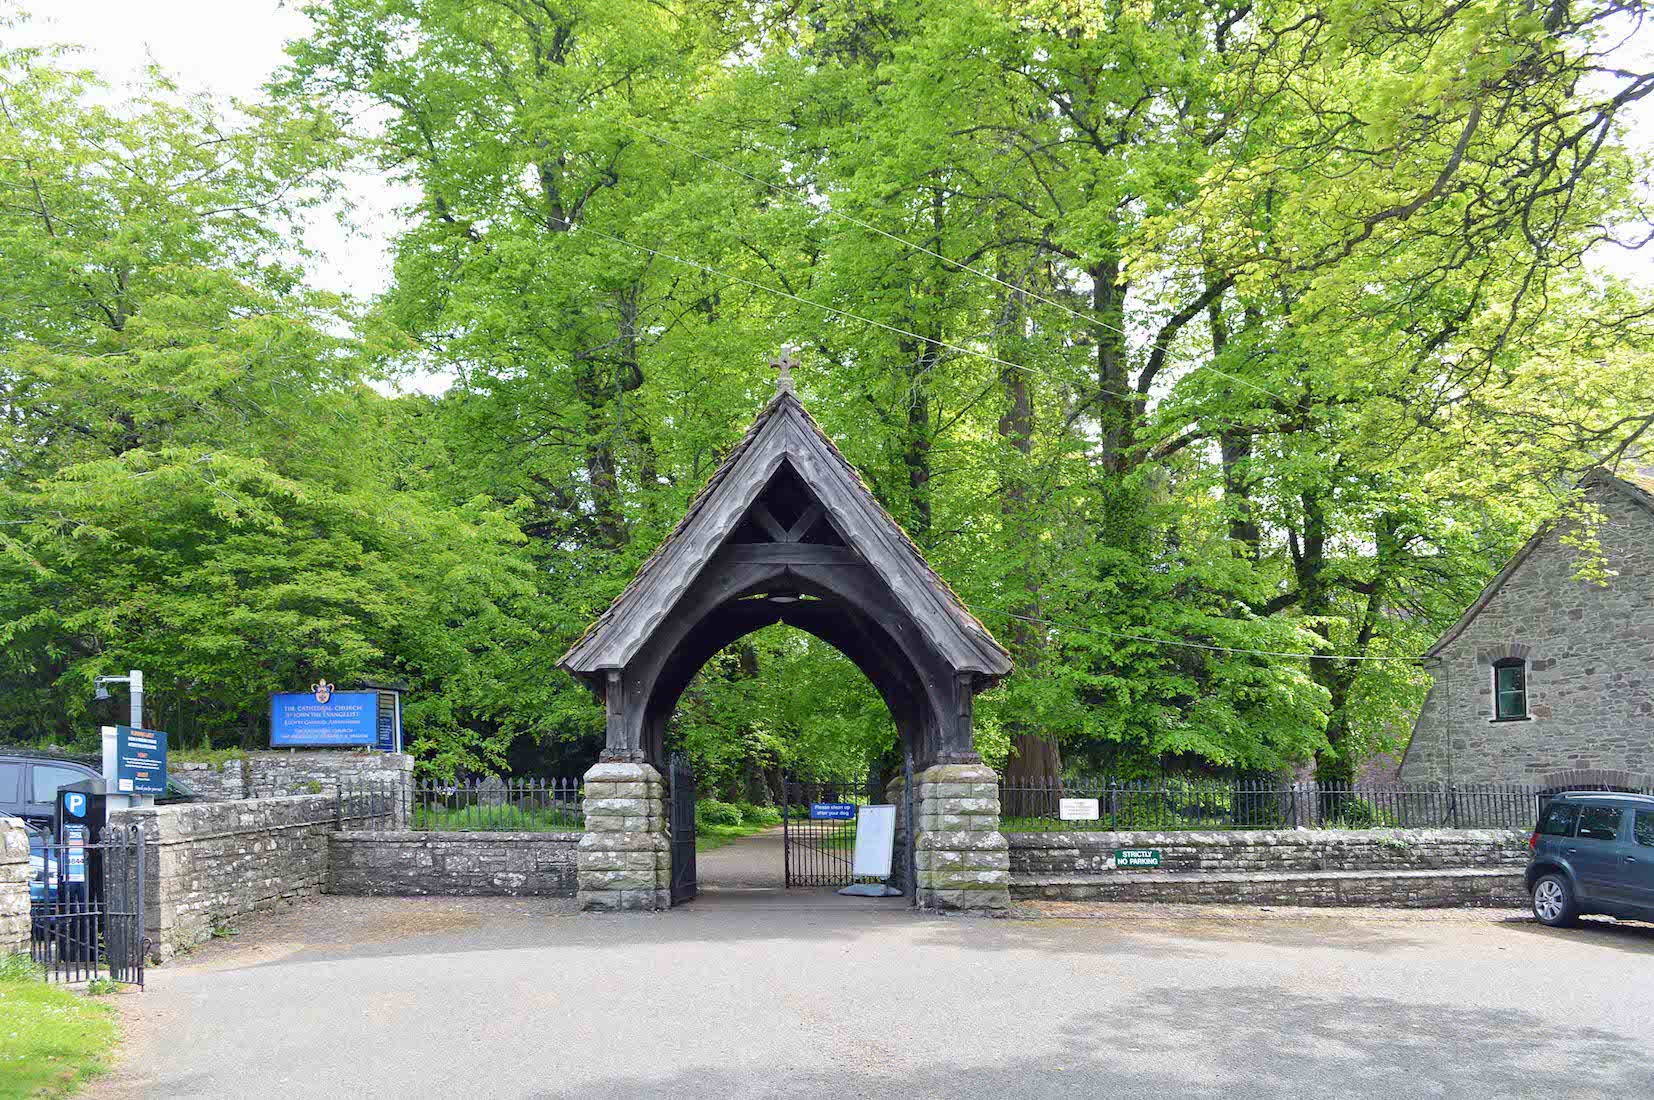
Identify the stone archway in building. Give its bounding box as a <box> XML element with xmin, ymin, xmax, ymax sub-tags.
<box><xmin>558</xmin><ymin>363</ymin><xmax>1013</xmax><ymax>912</ymax></box>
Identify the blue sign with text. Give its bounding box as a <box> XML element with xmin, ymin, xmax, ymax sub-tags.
<box><xmin>810</xmin><ymin>802</ymin><xmax>856</xmax><ymax>821</ymax></box>
<box><xmin>114</xmin><ymin>726</ymin><xmax>168</xmax><ymax>795</ymax></box>
<box><xmin>271</xmin><ymin>691</ymin><xmax>379</xmax><ymax>747</ymax></box>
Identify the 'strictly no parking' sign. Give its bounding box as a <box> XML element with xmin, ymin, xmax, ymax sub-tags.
<box><xmin>1115</xmin><ymin>848</ymin><xmax>1162</xmax><ymax>869</ymax></box>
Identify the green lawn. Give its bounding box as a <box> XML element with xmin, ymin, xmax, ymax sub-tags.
<box><xmin>0</xmin><ymin>957</ymin><xmax>119</xmax><ymax>1100</ymax></box>
<box><xmin>412</xmin><ymin>803</ymin><xmax>583</xmax><ymax>832</ymax></box>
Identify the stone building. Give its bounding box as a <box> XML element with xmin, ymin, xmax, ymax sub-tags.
<box><xmin>1400</xmin><ymin>467</ymin><xmax>1654</xmax><ymax>789</ymax></box>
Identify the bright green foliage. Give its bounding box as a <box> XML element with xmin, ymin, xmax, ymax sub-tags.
<box><xmin>2</xmin><ymin>2</ymin><xmax>1651</xmax><ymax>789</ymax></box>
<box><xmin>0</xmin><ymin>44</ymin><xmax>563</xmax><ymax>773</ymax></box>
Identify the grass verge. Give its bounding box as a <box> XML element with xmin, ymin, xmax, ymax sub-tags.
<box><xmin>0</xmin><ymin>954</ymin><xmax>119</xmax><ymax>1100</ymax></box>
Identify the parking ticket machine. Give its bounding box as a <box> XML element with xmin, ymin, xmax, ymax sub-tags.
<box><xmin>55</xmin><ymin>778</ymin><xmax>106</xmax><ymax>910</ymax></box>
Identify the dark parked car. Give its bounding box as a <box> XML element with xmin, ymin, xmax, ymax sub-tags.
<box><xmin>0</xmin><ymin>748</ymin><xmax>199</xmax><ymax>831</ymax></box>
<box><xmin>1526</xmin><ymin>791</ymin><xmax>1654</xmax><ymax>927</ymax></box>
<box><xmin>25</xmin><ymin>822</ymin><xmax>58</xmax><ymax>904</ymax></box>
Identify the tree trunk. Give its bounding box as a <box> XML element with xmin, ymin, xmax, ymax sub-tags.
<box><xmin>995</xmin><ymin>250</ymin><xmax>1062</xmax><ymax>814</ymax></box>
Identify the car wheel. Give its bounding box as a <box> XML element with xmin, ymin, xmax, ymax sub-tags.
<box><xmin>1532</xmin><ymin>873</ymin><xmax>1578</xmax><ymax>927</ymax></box>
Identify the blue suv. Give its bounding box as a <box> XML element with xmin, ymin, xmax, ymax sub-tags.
<box><xmin>1526</xmin><ymin>791</ymin><xmax>1654</xmax><ymax>927</ymax></box>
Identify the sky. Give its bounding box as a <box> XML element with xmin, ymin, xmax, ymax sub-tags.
<box><xmin>11</xmin><ymin>1</ymin><xmax>1654</xmax><ymax>307</ymax></box>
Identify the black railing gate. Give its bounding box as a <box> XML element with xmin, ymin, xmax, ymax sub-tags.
<box><xmin>30</xmin><ymin>823</ymin><xmax>147</xmax><ymax>988</ymax></box>
<box><xmin>782</xmin><ymin>771</ymin><xmax>884</xmax><ymax>889</ymax></box>
<box><xmin>668</xmin><ymin>752</ymin><xmax>697</xmax><ymax>905</ymax></box>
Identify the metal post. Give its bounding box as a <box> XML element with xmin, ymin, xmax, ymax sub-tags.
<box><xmin>128</xmin><ymin>669</ymin><xmax>143</xmax><ymax>730</ymax></box>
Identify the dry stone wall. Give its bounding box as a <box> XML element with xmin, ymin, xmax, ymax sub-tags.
<box><xmin>173</xmin><ymin>751</ymin><xmax>412</xmax><ymax>800</ymax></box>
<box><xmin>111</xmin><ymin>792</ymin><xmax>400</xmax><ymax>960</ymax></box>
<box><xmin>330</xmin><ymin>832</ymin><xmax>578</xmax><ymax>897</ymax></box>
<box><xmin>1008</xmin><ymin>828</ymin><xmax>1531</xmax><ymax>907</ymax></box>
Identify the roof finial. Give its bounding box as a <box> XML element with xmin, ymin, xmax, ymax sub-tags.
<box><xmin>768</xmin><ymin>344</ymin><xmax>800</xmax><ymax>395</ymax></box>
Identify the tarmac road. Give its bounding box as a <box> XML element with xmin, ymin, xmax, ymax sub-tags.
<box><xmin>86</xmin><ymin>894</ymin><xmax>1654</xmax><ymax>1100</ymax></box>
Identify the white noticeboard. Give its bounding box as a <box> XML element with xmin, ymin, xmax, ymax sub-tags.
<box><xmin>852</xmin><ymin>804</ymin><xmax>897</xmax><ymax>877</ymax></box>
<box><xmin>1059</xmin><ymin>798</ymin><xmax>1101</xmax><ymax>821</ymax></box>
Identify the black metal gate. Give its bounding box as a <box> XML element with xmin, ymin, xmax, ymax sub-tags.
<box><xmin>668</xmin><ymin>752</ymin><xmax>697</xmax><ymax>905</ymax></box>
<box><xmin>782</xmin><ymin>771</ymin><xmax>886</xmax><ymax>888</ymax></box>
<box><xmin>30</xmin><ymin>824</ymin><xmax>147</xmax><ymax>987</ymax></box>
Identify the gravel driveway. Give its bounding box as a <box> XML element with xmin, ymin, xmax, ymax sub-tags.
<box><xmin>86</xmin><ymin>895</ymin><xmax>1654</xmax><ymax>1100</ymax></box>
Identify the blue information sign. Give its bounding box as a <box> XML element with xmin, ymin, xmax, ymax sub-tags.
<box><xmin>114</xmin><ymin>725</ymin><xmax>168</xmax><ymax>796</ymax></box>
<box><xmin>810</xmin><ymin>802</ymin><xmax>856</xmax><ymax>821</ymax></box>
<box><xmin>271</xmin><ymin>691</ymin><xmax>379</xmax><ymax>747</ymax></box>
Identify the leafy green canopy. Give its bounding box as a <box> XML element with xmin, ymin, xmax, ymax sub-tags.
<box><xmin>3</xmin><ymin>0</ymin><xmax>1652</xmax><ymax>788</ymax></box>
<box><xmin>0</xmin><ymin>46</ymin><xmax>570</xmax><ymax>772</ymax></box>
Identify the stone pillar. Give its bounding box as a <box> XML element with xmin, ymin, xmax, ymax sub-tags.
<box><xmin>0</xmin><ymin>820</ymin><xmax>29</xmax><ymax>955</ymax></box>
<box><xmin>577</xmin><ymin>761</ymin><xmax>671</xmax><ymax>911</ymax></box>
<box><xmin>914</xmin><ymin>763</ymin><xmax>1010</xmax><ymax>912</ymax></box>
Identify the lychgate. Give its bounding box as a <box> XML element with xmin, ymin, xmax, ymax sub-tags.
<box><xmin>558</xmin><ymin>362</ymin><xmax>1014</xmax><ymax>912</ymax></box>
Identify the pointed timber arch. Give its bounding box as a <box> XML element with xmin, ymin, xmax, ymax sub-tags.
<box><xmin>558</xmin><ymin>388</ymin><xmax>1012</xmax><ymax>773</ymax></box>
<box><xmin>562</xmin><ymin>382</ymin><xmax>1016</xmax><ymax>913</ymax></box>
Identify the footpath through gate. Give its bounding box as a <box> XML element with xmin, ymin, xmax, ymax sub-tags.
<box><xmin>29</xmin><ymin>823</ymin><xmax>147</xmax><ymax>987</ymax></box>
<box><xmin>781</xmin><ymin>769</ymin><xmax>911</xmax><ymax>894</ymax></box>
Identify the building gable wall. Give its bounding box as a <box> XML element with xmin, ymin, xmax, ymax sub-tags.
<box><xmin>1401</xmin><ymin>480</ymin><xmax>1654</xmax><ymax>786</ymax></box>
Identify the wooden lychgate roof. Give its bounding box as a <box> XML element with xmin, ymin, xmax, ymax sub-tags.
<box><xmin>558</xmin><ymin>388</ymin><xmax>1012</xmax><ymax>682</ymax></box>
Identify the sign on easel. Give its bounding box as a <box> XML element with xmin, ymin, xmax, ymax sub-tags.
<box><xmin>851</xmin><ymin>804</ymin><xmax>896</xmax><ymax>878</ymax></box>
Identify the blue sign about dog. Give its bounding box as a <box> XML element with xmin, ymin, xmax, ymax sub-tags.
<box><xmin>810</xmin><ymin>802</ymin><xmax>856</xmax><ymax>821</ymax></box>
<box><xmin>271</xmin><ymin>689</ymin><xmax>379</xmax><ymax>747</ymax></box>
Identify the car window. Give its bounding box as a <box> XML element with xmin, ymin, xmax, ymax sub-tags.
<box><xmin>0</xmin><ymin>762</ymin><xmax>20</xmax><ymax>803</ymax></box>
<box><xmin>1635</xmin><ymin>811</ymin><xmax>1654</xmax><ymax>848</ymax></box>
<box><xmin>1575</xmin><ymin>805</ymin><xmax>1624</xmax><ymax>842</ymax></box>
<box><xmin>1537</xmin><ymin>802</ymin><xmax>1578</xmax><ymax>837</ymax></box>
<box><xmin>30</xmin><ymin>764</ymin><xmax>90</xmax><ymax>804</ymax></box>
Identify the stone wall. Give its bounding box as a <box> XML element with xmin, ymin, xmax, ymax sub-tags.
<box><xmin>1403</xmin><ymin>473</ymin><xmax>1654</xmax><ymax>787</ymax></box>
<box><xmin>1008</xmin><ymin>828</ymin><xmax>1531</xmax><ymax>907</ymax></box>
<box><xmin>173</xmin><ymin>750</ymin><xmax>413</xmax><ymax>801</ymax></box>
<box><xmin>111</xmin><ymin>792</ymin><xmax>400</xmax><ymax>960</ymax></box>
<box><xmin>329</xmin><ymin>832</ymin><xmax>579</xmax><ymax>897</ymax></box>
<box><xmin>0</xmin><ymin>819</ymin><xmax>27</xmax><ymax>956</ymax></box>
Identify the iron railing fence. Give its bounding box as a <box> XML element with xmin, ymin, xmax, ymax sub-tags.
<box><xmin>29</xmin><ymin>824</ymin><xmax>146</xmax><ymax>987</ymax></box>
<box><xmin>995</xmin><ymin>778</ymin><xmax>1623</xmax><ymax>832</ymax></box>
<box><xmin>348</xmin><ymin>777</ymin><xmax>587</xmax><ymax>832</ymax></box>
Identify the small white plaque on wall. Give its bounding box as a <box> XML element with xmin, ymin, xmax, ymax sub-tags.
<box><xmin>1059</xmin><ymin>798</ymin><xmax>1101</xmax><ymax>821</ymax></box>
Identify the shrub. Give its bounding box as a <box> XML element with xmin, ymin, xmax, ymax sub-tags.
<box><xmin>696</xmin><ymin>799</ymin><xmax>743</xmax><ymax>827</ymax></box>
<box><xmin>1328</xmin><ymin>797</ymin><xmax>1397</xmax><ymax>829</ymax></box>
<box><xmin>738</xmin><ymin>803</ymin><xmax>781</xmax><ymax>828</ymax></box>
